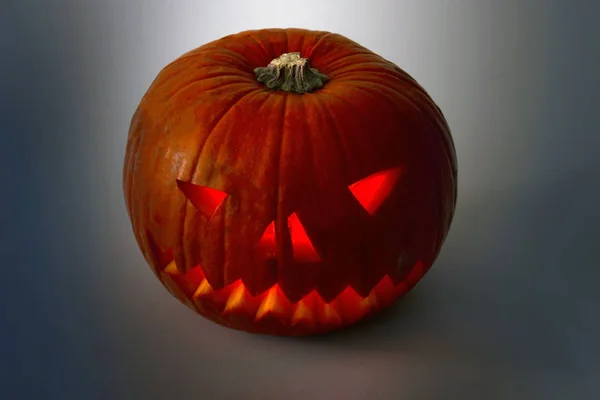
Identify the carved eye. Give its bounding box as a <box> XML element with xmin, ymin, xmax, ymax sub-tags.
<box><xmin>176</xmin><ymin>179</ymin><xmax>228</xmax><ymax>221</ymax></box>
<box><xmin>348</xmin><ymin>166</ymin><xmax>405</xmax><ymax>215</ymax></box>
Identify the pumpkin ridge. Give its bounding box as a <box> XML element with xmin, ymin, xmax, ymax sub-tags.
<box><xmin>393</xmin><ymin>83</ymin><xmax>457</xmax><ymax>224</ymax></box>
<box><xmin>284</xmin><ymin>29</ymin><xmax>290</xmax><ymax>58</ymax></box>
<box><xmin>244</xmin><ymin>32</ymin><xmax>271</xmax><ymax>59</ymax></box>
<box><xmin>332</xmin><ymin>65</ymin><xmax>414</xmax><ymax>85</ymax></box>
<box><xmin>306</xmin><ymin>32</ymin><xmax>334</xmax><ymax>59</ymax></box>
<box><xmin>313</xmin><ymin>94</ymin><xmax>374</xmax><ymax>293</ymax></box>
<box><xmin>273</xmin><ymin>92</ymin><xmax>288</xmax><ymax>286</ymax></box>
<box><xmin>123</xmin><ymin>113</ymin><xmax>143</xmax><ymax>216</ymax></box>
<box><xmin>211</xmin><ymin>91</ymin><xmax>280</xmax><ymax>289</ymax></box>
<box><xmin>292</xmin><ymin>30</ymin><xmax>308</xmax><ymax>63</ymax></box>
<box><xmin>318</xmin><ymin>51</ymin><xmax>378</xmax><ymax>75</ymax></box>
<box><xmin>422</xmin><ymin>104</ymin><xmax>457</xmax><ymax>228</ymax></box>
<box><xmin>158</xmin><ymin>48</ymin><xmax>214</xmax><ymax>75</ymax></box>
<box><xmin>164</xmin><ymin>79</ymin><xmax>253</xmax><ymax>114</ymax></box>
<box><xmin>300</xmin><ymin>93</ymin><xmax>370</xmax><ymax>299</ymax></box>
<box><xmin>179</xmin><ymin>88</ymin><xmax>259</xmax><ymax>273</ymax></box>
<box><xmin>357</xmin><ymin>80</ymin><xmax>411</xmax><ymax>108</ymax></box>
<box><xmin>129</xmin><ymin>115</ymin><xmax>150</xmax><ymax>255</ymax></box>
<box><xmin>202</xmin><ymin>46</ymin><xmax>255</xmax><ymax>67</ymax></box>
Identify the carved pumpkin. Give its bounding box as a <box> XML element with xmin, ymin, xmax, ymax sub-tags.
<box><xmin>123</xmin><ymin>28</ymin><xmax>457</xmax><ymax>336</ymax></box>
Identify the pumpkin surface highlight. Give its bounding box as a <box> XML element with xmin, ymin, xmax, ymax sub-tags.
<box><xmin>123</xmin><ymin>28</ymin><xmax>457</xmax><ymax>336</ymax></box>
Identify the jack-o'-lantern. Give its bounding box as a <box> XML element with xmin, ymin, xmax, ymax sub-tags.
<box><xmin>123</xmin><ymin>28</ymin><xmax>457</xmax><ymax>336</ymax></box>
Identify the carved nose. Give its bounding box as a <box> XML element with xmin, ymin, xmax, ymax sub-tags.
<box><xmin>257</xmin><ymin>212</ymin><xmax>321</xmax><ymax>263</ymax></box>
<box><xmin>287</xmin><ymin>212</ymin><xmax>321</xmax><ymax>263</ymax></box>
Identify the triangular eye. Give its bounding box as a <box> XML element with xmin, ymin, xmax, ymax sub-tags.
<box><xmin>288</xmin><ymin>212</ymin><xmax>320</xmax><ymax>262</ymax></box>
<box><xmin>176</xmin><ymin>179</ymin><xmax>228</xmax><ymax>221</ymax></box>
<box><xmin>348</xmin><ymin>166</ymin><xmax>405</xmax><ymax>215</ymax></box>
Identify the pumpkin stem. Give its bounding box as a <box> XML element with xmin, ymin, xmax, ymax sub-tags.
<box><xmin>254</xmin><ymin>52</ymin><xmax>329</xmax><ymax>94</ymax></box>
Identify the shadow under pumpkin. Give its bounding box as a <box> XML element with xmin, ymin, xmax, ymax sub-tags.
<box><xmin>149</xmin><ymin>167</ymin><xmax>429</xmax><ymax>336</ymax></box>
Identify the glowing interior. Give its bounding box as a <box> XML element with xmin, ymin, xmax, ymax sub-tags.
<box><xmin>166</xmin><ymin>166</ymin><xmax>419</xmax><ymax>330</ymax></box>
<box><xmin>176</xmin><ymin>179</ymin><xmax>228</xmax><ymax>220</ymax></box>
<box><xmin>287</xmin><ymin>212</ymin><xmax>320</xmax><ymax>263</ymax></box>
<box><xmin>348</xmin><ymin>166</ymin><xmax>405</xmax><ymax>215</ymax></box>
<box><xmin>257</xmin><ymin>213</ymin><xmax>320</xmax><ymax>263</ymax></box>
<box><xmin>257</xmin><ymin>221</ymin><xmax>276</xmax><ymax>258</ymax></box>
<box><xmin>160</xmin><ymin>258</ymin><xmax>425</xmax><ymax>329</ymax></box>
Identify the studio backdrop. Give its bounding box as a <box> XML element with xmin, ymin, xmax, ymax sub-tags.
<box><xmin>2</xmin><ymin>1</ymin><xmax>599</xmax><ymax>399</ymax></box>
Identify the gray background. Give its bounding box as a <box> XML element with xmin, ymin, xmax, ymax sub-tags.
<box><xmin>2</xmin><ymin>0</ymin><xmax>599</xmax><ymax>399</ymax></box>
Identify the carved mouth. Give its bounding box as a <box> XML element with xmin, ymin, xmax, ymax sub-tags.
<box><xmin>158</xmin><ymin>257</ymin><xmax>426</xmax><ymax>335</ymax></box>
<box><xmin>149</xmin><ymin>165</ymin><xmax>426</xmax><ymax>334</ymax></box>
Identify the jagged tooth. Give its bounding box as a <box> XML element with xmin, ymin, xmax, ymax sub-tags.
<box><xmin>255</xmin><ymin>285</ymin><xmax>288</xmax><ymax>321</ymax></box>
<box><xmin>406</xmin><ymin>261</ymin><xmax>427</xmax><ymax>286</ymax></box>
<box><xmin>349</xmin><ymin>286</ymin><xmax>377</xmax><ymax>318</ymax></box>
<box><xmin>291</xmin><ymin>296</ymin><xmax>316</xmax><ymax>327</ymax></box>
<box><xmin>223</xmin><ymin>282</ymin><xmax>246</xmax><ymax>313</ymax></box>
<box><xmin>394</xmin><ymin>261</ymin><xmax>424</xmax><ymax>297</ymax></box>
<box><xmin>318</xmin><ymin>300</ymin><xmax>343</xmax><ymax>325</ymax></box>
<box><xmin>371</xmin><ymin>275</ymin><xmax>397</xmax><ymax>306</ymax></box>
<box><xmin>193</xmin><ymin>278</ymin><xmax>214</xmax><ymax>298</ymax></box>
<box><xmin>160</xmin><ymin>262</ymin><xmax>180</xmax><ymax>297</ymax></box>
<box><xmin>358</xmin><ymin>291</ymin><xmax>378</xmax><ymax>314</ymax></box>
<box><xmin>163</xmin><ymin>260</ymin><xmax>178</xmax><ymax>275</ymax></box>
<box><xmin>375</xmin><ymin>274</ymin><xmax>395</xmax><ymax>291</ymax></box>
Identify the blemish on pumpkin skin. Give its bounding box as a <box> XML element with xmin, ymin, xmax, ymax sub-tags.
<box><xmin>169</xmin><ymin>151</ymin><xmax>190</xmax><ymax>176</ymax></box>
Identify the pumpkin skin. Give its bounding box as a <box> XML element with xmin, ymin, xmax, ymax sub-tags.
<box><xmin>123</xmin><ymin>28</ymin><xmax>457</xmax><ymax>336</ymax></box>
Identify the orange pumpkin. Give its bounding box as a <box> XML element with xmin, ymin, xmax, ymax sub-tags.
<box><xmin>123</xmin><ymin>28</ymin><xmax>457</xmax><ymax>336</ymax></box>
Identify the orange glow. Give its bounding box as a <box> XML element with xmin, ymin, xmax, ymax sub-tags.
<box><xmin>319</xmin><ymin>301</ymin><xmax>342</xmax><ymax>325</ymax></box>
<box><xmin>257</xmin><ymin>214</ymin><xmax>320</xmax><ymax>262</ymax></box>
<box><xmin>255</xmin><ymin>285</ymin><xmax>291</xmax><ymax>321</ymax></box>
<box><xmin>194</xmin><ymin>278</ymin><xmax>214</xmax><ymax>297</ymax></box>
<box><xmin>163</xmin><ymin>260</ymin><xmax>178</xmax><ymax>274</ymax></box>
<box><xmin>348</xmin><ymin>166</ymin><xmax>405</xmax><ymax>215</ymax></box>
<box><xmin>287</xmin><ymin>212</ymin><xmax>320</xmax><ymax>262</ymax></box>
<box><xmin>291</xmin><ymin>294</ymin><xmax>317</xmax><ymax>327</ymax></box>
<box><xmin>176</xmin><ymin>179</ymin><xmax>228</xmax><ymax>221</ymax></box>
<box><xmin>224</xmin><ymin>283</ymin><xmax>245</xmax><ymax>311</ymax></box>
<box><xmin>159</xmin><ymin>256</ymin><xmax>419</xmax><ymax>332</ymax></box>
<box><xmin>257</xmin><ymin>221</ymin><xmax>276</xmax><ymax>257</ymax></box>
